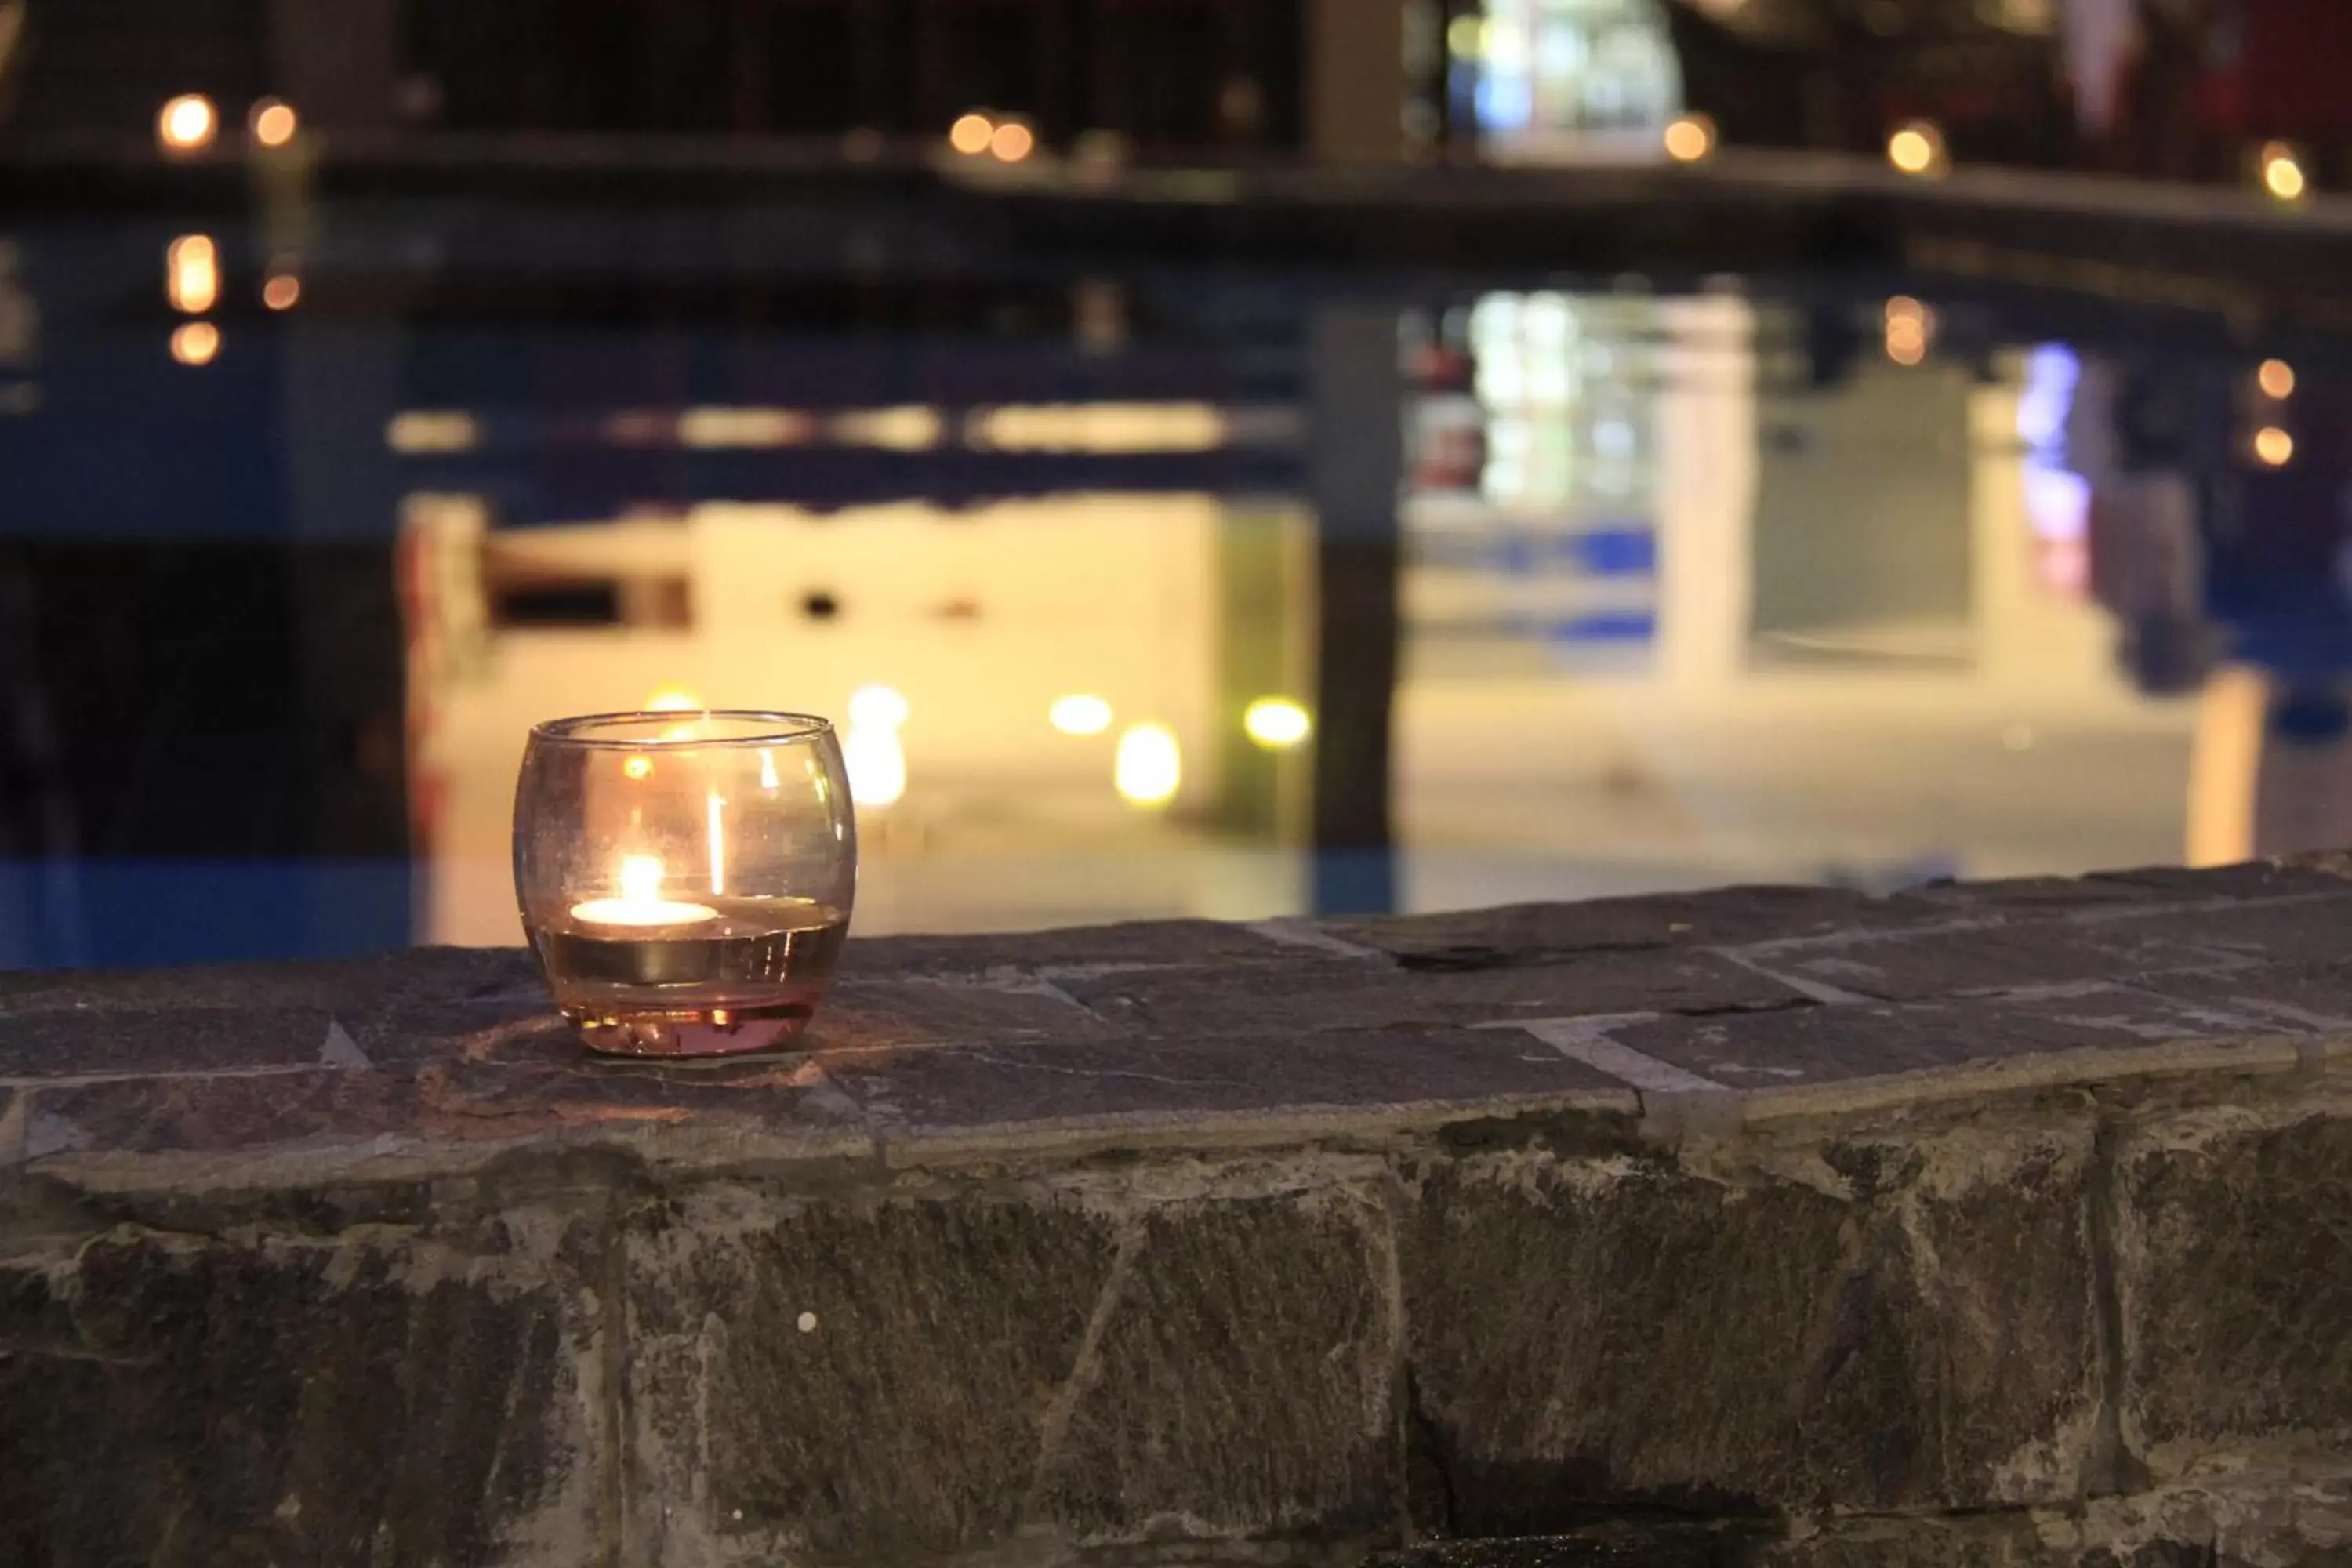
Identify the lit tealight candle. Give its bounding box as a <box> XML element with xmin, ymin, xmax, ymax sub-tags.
<box><xmin>571</xmin><ymin>854</ymin><xmax>718</xmax><ymax>928</ymax></box>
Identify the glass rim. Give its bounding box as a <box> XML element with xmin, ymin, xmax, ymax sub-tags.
<box><xmin>528</xmin><ymin>710</ymin><xmax>836</xmax><ymax>749</ymax></box>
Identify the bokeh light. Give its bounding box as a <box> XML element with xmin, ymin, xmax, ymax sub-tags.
<box><xmin>948</xmin><ymin>113</ymin><xmax>993</xmax><ymax>155</ymax></box>
<box><xmin>157</xmin><ymin>94</ymin><xmax>217</xmax><ymax>154</ymax></box>
<box><xmin>1243</xmin><ymin>698</ymin><xmax>1312</xmax><ymax>750</ymax></box>
<box><xmin>169</xmin><ymin>321</ymin><xmax>220</xmax><ymax>365</ymax></box>
<box><xmin>166</xmin><ymin>234</ymin><xmax>218</xmax><ymax>314</ymax></box>
<box><xmin>1049</xmin><ymin>695</ymin><xmax>1114</xmax><ymax>735</ymax></box>
<box><xmin>2259</xmin><ymin>142</ymin><xmax>2307</xmax><ymax>203</ymax></box>
<box><xmin>1661</xmin><ymin>114</ymin><xmax>1715</xmax><ymax>165</ymax></box>
<box><xmin>989</xmin><ymin>122</ymin><xmax>1035</xmax><ymax>162</ymax></box>
<box><xmin>249</xmin><ymin>99</ymin><xmax>299</xmax><ymax>148</ymax></box>
<box><xmin>1887</xmin><ymin>122</ymin><xmax>1946</xmax><ymax>178</ymax></box>
<box><xmin>1114</xmin><ymin>724</ymin><xmax>1181</xmax><ymax>807</ymax></box>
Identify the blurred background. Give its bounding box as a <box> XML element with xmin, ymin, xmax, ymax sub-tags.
<box><xmin>3</xmin><ymin>0</ymin><xmax>2351</xmax><ymax>966</ymax></box>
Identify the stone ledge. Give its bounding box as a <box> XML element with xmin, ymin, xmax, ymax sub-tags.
<box><xmin>6</xmin><ymin>856</ymin><xmax>2352</xmax><ymax>1565</ymax></box>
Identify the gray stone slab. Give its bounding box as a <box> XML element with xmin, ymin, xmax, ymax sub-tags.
<box><xmin>1032</xmin><ymin>1192</ymin><xmax>1400</xmax><ymax>1541</ymax></box>
<box><xmin>0</xmin><ymin>946</ymin><xmax>539</xmax><ymax>1017</ymax></box>
<box><xmin>19</xmin><ymin>1069</ymin><xmax>418</xmax><ymax>1163</ymax></box>
<box><xmin>1327</xmin><ymin>885</ymin><xmax>1941</xmax><ymax>967</ymax></box>
<box><xmin>1599</xmin><ymin>985</ymin><xmax>2289</xmax><ymax>1093</ymax></box>
<box><xmin>841</xmin><ymin>919</ymin><xmax>1289</xmax><ymax>979</ymax></box>
<box><xmin>622</xmin><ymin>1185</ymin><xmax>1121</xmax><ymax>1563</ymax></box>
<box><xmin>811</xmin><ymin>978</ymin><xmax>1122</xmax><ymax>1050</ymax></box>
<box><xmin>0</xmin><ymin>1224</ymin><xmax>607</xmax><ymax>1566</ymax></box>
<box><xmin>0</xmin><ymin>1006</ymin><xmax>338</xmax><ymax>1080</ymax></box>
<box><xmin>2089</xmin><ymin>895</ymin><xmax>2352</xmax><ymax>971</ymax></box>
<box><xmin>622</xmin><ymin>1178</ymin><xmax>1402</xmax><ymax>1563</ymax></box>
<box><xmin>2133</xmin><ymin>962</ymin><xmax>2352</xmax><ymax>1033</ymax></box>
<box><xmin>1402</xmin><ymin>1123</ymin><xmax>2100</xmax><ymax>1526</ymax></box>
<box><xmin>1897</xmin><ymin>873</ymin><xmax>2177</xmax><ymax>913</ymax></box>
<box><xmin>2118</xmin><ymin>1110</ymin><xmax>2352</xmax><ymax>1468</ymax></box>
<box><xmin>1733</xmin><ymin>923</ymin><xmax>2240</xmax><ymax>1003</ymax></box>
<box><xmin>822</xmin><ymin>1026</ymin><xmax>1632</xmax><ymax>1140</ymax></box>
<box><xmin>1063</xmin><ymin>950</ymin><xmax>1804</xmax><ymax>1037</ymax></box>
<box><xmin>20</xmin><ymin>1049</ymin><xmax>874</xmax><ymax>1167</ymax></box>
<box><xmin>2100</xmin><ymin>859</ymin><xmax>2352</xmax><ymax>900</ymax></box>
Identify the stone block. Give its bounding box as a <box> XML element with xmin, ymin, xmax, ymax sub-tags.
<box><xmin>2093</xmin><ymin>896</ymin><xmax>2352</xmax><ymax>971</ymax></box>
<box><xmin>0</xmin><ymin>946</ymin><xmax>539</xmax><ymax>1019</ymax></box>
<box><xmin>811</xmin><ymin>978</ymin><xmax>1122</xmax><ymax>1051</ymax></box>
<box><xmin>2118</xmin><ymin>1108</ymin><xmax>2352</xmax><ymax>1469</ymax></box>
<box><xmin>1901</xmin><ymin>875</ymin><xmax>2176</xmax><ymax>913</ymax></box>
<box><xmin>0</xmin><ymin>1222</ymin><xmax>604</xmax><ymax>1567</ymax></box>
<box><xmin>622</xmin><ymin>1185</ymin><xmax>1121</xmax><ymax>1563</ymax></box>
<box><xmin>1031</xmin><ymin>1189</ymin><xmax>1401</xmax><ymax>1541</ymax></box>
<box><xmin>823</xmin><ymin>1026</ymin><xmax>1632</xmax><ymax>1144</ymax></box>
<box><xmin>1732</xmin><ymin>924</ymin><xmax>2235</xmax><ymax>1004</ymax></box>
<box><xmin>1062</xmin><ymin>950</ymin><xmax>1802</xmax><ymax>1038</ymax></box>
<box><xmin>2102</xmin><ymin>860</ymin><xmax>2352</xmax><ymax>900</ymax></box>
<box><xmin>841</xmin><ymin>920</ymin><xmax>1289</xmax><ymax>980</ymax></box>
<box><xmin>1330</xmin><ymin>886</ymin><xmax>1939</xmax><ymax>967</ymax></box>
<box><xmin>21</xmin><ymin>1066</ymin><xmax>419</xmax><ymax>1161</ymax></box>
<box><xmin>620</xmin><ymin>1177</ymin><xmax>1402</xmax><ymax>1563</ymax></box>
<box><xmin>0</xmin><ymin>1007</ymin><xmax>339</xmax><ymax>1079</ymax></box>
<box><xmin>1401</xmin><ymin>1122</ymin><xmax>2099</xmax><ymax>1530</ymax></box>
<box><xmin>1599</xmin><ymin>985</ymin><xmax>2296</xmax><ymax>1096</ymax></box>
<box><xmin>2136</xmin><ymin>962</ymin><xmax>2352</xmax><ymax>1034</ymax></box>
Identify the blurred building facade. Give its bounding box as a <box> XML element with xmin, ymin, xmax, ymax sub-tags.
<box><xmin>8</xmin><ymin>0</ymin><xmax>2351</xmax><ymax>173</ymax></box>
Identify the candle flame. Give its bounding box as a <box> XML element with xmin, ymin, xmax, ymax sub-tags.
<box><xmin>619</xmin><ymin>854</ymin><xmax>666</xmax><ymax>904</ymax></box>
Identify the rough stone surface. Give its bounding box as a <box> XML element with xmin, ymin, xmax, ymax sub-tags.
<box><xmin>822</xmin><ymin>1026</ymin><xmax>1632</xmax><ymax>1144</ymax></box>
<box><xmin>1059</xmin><ymin>949</ymin><xmax>1806</xmax><ymax>1038</ymax></box>
<box><xmin>0</xmin><ymin>1221</ymin><xmax>604</xmax><ymax>1567</ymax></box>
<box><xmin>8</xmin><ymin>856</ymin><xmax>2352</xmax><ymax>1566</ymax></box>
<box><xmin>1325</xmin><ymin>886</ymin><xmax>1947</xmax><ymax>965</ymax></box>
<box><xmin>1401</xmin><ymin>1120</ymin><xmax>2097</xmax><ymax>1529</ymax></box>
<box><xmin>2118</xmin><ymin>1103</ymin><xmax>2352</xmax><ymax>1471</ymax></box>
<box><xmin>622</xmin><ymin>1186</ymin><xmax>1120</xmax><ymax>1563</ymax></box>
<box><xmin>1594</xmin><ymin>984</ymin><xmax>2290</xmax><ymax>1094</ymax></box>
<box><xmin>1032</xmin><ymin>1184</ymin><xmax>1400</xmax><ymax>1540</ymax></box>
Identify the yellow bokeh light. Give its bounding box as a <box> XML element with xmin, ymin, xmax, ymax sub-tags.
<box><xmin>385</xmin><ymin>411</ymin><xmax>481</xmax><ymax>453</ymax></box>
<box><xmin>1114</xmin><ymin>724</ymin><xmax>1181</xmax><ymax>807</ymax></box>
<box><xmin>166</xmin><ymin>234</ymin><xmax>218</xmax><ymax>314</ymax></box>
<box><xmin>647</xmin><ymin>688</ymin><xmax>702</xmax><ymax>713</ymax></box>
<box><xmin>158</xmin><ymin>94</ymin><xmax>217</xmax><ymax>153</ymax></box>
<box><xmin>1883</xmin><ymin>296</ymin><xmax>1932</xmax><ymax>365</ymax></box>
<box><xmin>843</xmin><ymin>724</ymin><xmax>906</xmax><ymax>808</ymax></box>
<box><xmin>949</xmin><ymin>113</ymin><xmax>994</xmax><ymax>155</ymax></box>
<box><xmin>262</xmin><ymin>273</ymin><xmax>300</xmax><ymax>310</ymax></box>
<box><xmin>2260</xmin><ymin>143</ymin><xmax>2307</xmax><ymax>202</ymax></box>
<box><xmin>1049</xmin><ymin>694</ymin><xmax>1114</xmax><ymax>735</ymax></box>
<box><xmin>1243</xmin><ymin>698</ymin><xmax>1312</xmax><ymax>750</ymax></box>
<box><xmin>1887</xmin><ymin>122</ymin><xmax>1944</xmax><ymax>177</ymax></box>
<box><xmin>249</xmin><ymin>98</ymin><xmax>298</xmax><ymax>148</ymax></box>
<box><xmin>2254</xmin><ymin>426</ymin><xmax>2294</xmax><ymax>466</ymax></box>
<box><xmin>848</xmin><ymin>684</ymin><xmax>909</xmax><ymax>731</ymax></box>
<box><xmin>1661</xmin><ymin>114</ymin><xmax>1715</xmax><ymax>164</ymax></box>
<box><xmin>169</xmin><ymin>321</ymin><xmax>220</xmax><ymax>365</ymax></box>
<box><xmin>2258</xmin><ymin>358</ymin><xmax>2296</xmax><ymax>399</ymax></box>
<box><xmin>622</xmin><ymin>755</ymin><xmax>655</xmax><ymax>781</ymax></box>
<box><xmin>989</xmin><ymin>122</ymin><xmax>1035</xmax><ymax>162</ymax></box>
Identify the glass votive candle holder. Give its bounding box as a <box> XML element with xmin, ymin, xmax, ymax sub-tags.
<box><xmin>514</xmin><ymin>711</ymin><xmax>856</xmax><ymax>1057</ymax></box>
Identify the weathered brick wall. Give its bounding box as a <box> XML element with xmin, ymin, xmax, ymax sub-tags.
<box><xmin>7</xmin><ymin>858</ymin><xmax>2352</xmax><ymax>1566</ymax></box>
